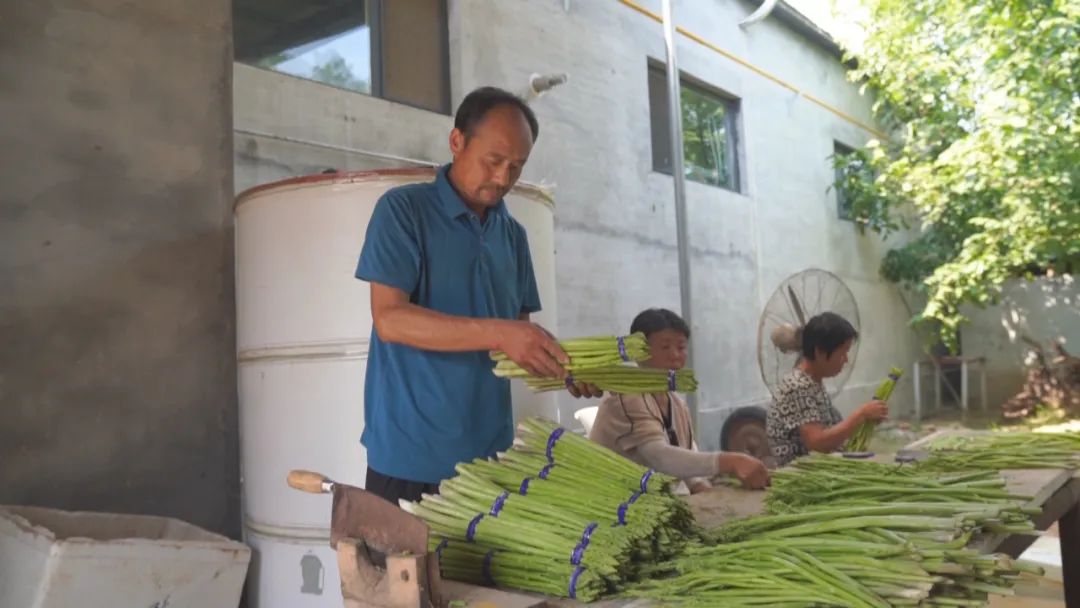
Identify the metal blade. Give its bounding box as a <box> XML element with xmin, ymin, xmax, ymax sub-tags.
<box><xmin>787</xmin><ymin>285</ymin><xmax>807</xmax><ymax>326</ymax></box>
<box><xmin>331</xmin><ymin>486</ymin><xmax>430</xmax><ymax>556</ymax></box>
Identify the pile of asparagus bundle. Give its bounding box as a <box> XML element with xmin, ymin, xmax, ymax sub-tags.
<box><xmin>627</xmin><ymin>454</ymin><xmax>1046</xmax><ymax>607</ymax></box>
<box><xmin>402</xmin><ymin>418</ymin><xmax>698</xmax><ymax>601</ymax></box>
<box><xmin>630</xmin><ymin>527</ymin><xmax>1043</xmax><ymax>607</ymax></box>
<box><xmin>919</xmin><ymin>431</ymin><xmax>1080</xmax><ymax>472</ymax></box>
<box><xmin>489</xmin><ymin>333</ymin><xmax>699</xmax><ymax>394</ymax></box>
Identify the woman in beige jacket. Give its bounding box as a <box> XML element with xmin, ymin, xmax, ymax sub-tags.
<box><xmin>589</xmin><ymin>308</ymin><xmax>770</xmax><ymax>493</ymax></box>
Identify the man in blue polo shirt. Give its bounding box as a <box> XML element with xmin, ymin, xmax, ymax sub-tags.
<box><xmin>355</xmin><ymin>87</ymin><xmax>597</xmax><ymax>506</ymax></box>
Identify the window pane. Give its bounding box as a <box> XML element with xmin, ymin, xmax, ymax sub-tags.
<box><xmin>833</xmin><ymin>141</ymin><xmax>855</xmax><ymax>220</ymax></box>
<box><xmin>647</xmin><ymin>65</ymin><xmax>740</xmax><ymax>192</ymax></box>
<box><xmin>380</xmin><ymin>0</ymin><xmax>449</xmax><ymax>113</ymax></box>
<box><xmin>681</xmin><ymin>85</ymin><xmax>733</xmax><ymax>189</ymax></box>
<box><xmin>235</xmin><ymin>0</ymin><xmax>372</xmax><ymax>94</ymax></box>
<box><xmin>648</xmin><ymin>67</ymin><xmax>673</xmax><ymax>173</ymax></box>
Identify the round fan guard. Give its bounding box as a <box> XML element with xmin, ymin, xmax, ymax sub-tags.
<box><xmin>757</xmin><ymin>268</ymin><xmax>861</xmax><ymax>398</ymax></box>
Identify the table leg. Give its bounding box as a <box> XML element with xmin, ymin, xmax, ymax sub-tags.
<box><xmin>913</xmin><ymin>362</ymin><xmax>922</xmax><ymax>423</ymax></box>
<box><xmin>960</xmin><ymin>362</ymin><xmax>969</xmax><ymax>417</ymax></box>
<box><xmin>934</xmin><ymin>364</ymin><xmax>942</xmax><ymax>413</ymax></box>
<box><xmin>980</xmin><ymin>363</ymin><xmax>988</xmax><ymax>413</ymax></box>
<box><xmin>1064</xmin><ymin>501</ymin><xmax>1080</xmax><ymax>607</ymax></box>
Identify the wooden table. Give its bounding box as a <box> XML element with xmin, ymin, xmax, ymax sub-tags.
<box><xmin>912</xmin><ymin>356</ymin><xmax>989</xmax><ymax>422</ymax></box>
<box><xmin>898</xmin><ymin>429</ymin><xmax>1080</xmax><ymax>607</ymax></box>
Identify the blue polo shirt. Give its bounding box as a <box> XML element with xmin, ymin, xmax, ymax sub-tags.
<box><xmin>355</xmin><ymin>165</ymin><xmax>542</xmax><ymax>484</ymax></box>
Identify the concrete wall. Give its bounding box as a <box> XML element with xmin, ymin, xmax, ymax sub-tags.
<box><xmin>961</xmin><ymin>277</ymin><xmax>1080</xmax><ymax>409</ymax></box>
<box><xmin>0</xmin><ymin>0</ymin><xmax>239</xmax><ymax>535</ymax></box>
<box><xmin>233</xmin><ymin>0</ymin><xmax>924</xmax><ymax>449</ymax></box>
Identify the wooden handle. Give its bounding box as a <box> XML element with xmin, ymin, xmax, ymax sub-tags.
<box><xmin>287</xmin><ymin>469</ymin><xmax>331</xmax><ymax>494</ymax></box>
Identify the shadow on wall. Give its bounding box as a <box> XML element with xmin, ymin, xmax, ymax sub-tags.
<box><xmin>0</xmin><ymin>226</ymin><xmax>240</xmax><ymax>537</ymax></box>
<box><xmin>962</xmin><ymin>276</ymin><xmax>1080</xmax><ymax>409</ymax></box>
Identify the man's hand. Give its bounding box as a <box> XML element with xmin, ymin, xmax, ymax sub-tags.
<box><xmin>716</xmin><ymin>452</ymin><xmax>771</xmax><ymax>490</ymax></box>
<box><xmin>567</xmin><ymin>382</ymin><xmax>604</xmax><ymax>399</ymax></box>
<box><xmin>856</xmin><ymin>400</ymin><xmax>889</xmax><ymax>423</ymax></box>
<box><xmin>495</xmin><ymin>320</ymin><xmax>569</xmax><ymax>379</ymax></box>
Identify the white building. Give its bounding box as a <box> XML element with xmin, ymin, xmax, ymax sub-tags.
<box><xmin>233</xmin><ymin>0</ymin><xmax>922</xmax><ymax>449</ymax></box>
<box><xmin>1</xmin><ymin>0</ymin><xmax>929</xmax><ymax>542</ymax></box>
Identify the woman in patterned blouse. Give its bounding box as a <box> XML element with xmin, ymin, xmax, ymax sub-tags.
<box><xmin>765</xmin><ymin>312</ymin><xmax>889</xmax><ymax>467</ymax></box>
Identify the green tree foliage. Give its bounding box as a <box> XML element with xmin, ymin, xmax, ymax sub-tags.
<box><xmin>834</xmin><ymin>0</ymin><xmax>1079</xmax><ymax>348</ymax></box>
<box><xmin>311</xmin><ymin>53</ymin><xmax>369</xmax><ymax>93</ymax></box>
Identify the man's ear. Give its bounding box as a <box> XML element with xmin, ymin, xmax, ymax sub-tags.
<box><xmin>449</xmin><ymin>128</ymin><xmax>466</xmax><ymax>157</ymax></box>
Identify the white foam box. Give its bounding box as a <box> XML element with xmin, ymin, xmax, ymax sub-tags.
<box><xmin>0</xmin><ymin>505</ymin><xmax>250</xmax><ymax>608</ymax></box>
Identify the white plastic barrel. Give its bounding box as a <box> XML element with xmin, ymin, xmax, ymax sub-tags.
<box><xmin>233</xmin><ymin>168</ymin><xmax>558</xmax><ymax>607</ymax></box>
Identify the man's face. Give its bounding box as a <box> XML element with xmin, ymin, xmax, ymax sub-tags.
<box><xmin>816</xmin><ymin>339</ymin><xmax>853</xmax><ymax>378</ymax></box>
<box><xmin>448</xmin><ymin>104</ymin><xmax>534</xmax><ymax>208</ymax></box>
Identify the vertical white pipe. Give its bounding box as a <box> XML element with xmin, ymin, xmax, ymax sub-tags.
<box><xmin>662</xmin><ymin>0</ymin><xmax>698</xmax><ymax>423</ymax></box>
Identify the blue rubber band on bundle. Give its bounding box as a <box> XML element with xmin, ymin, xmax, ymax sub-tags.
<box><xmin>570</xmin><ymin>522</ymin><xmax>598</xmax><ymax>565</ymax></box>
<box><xmin>489</xmin><ymin>491</ymin><xmax>509</xmax><ymax>517</ymax></box>
<box><xmin>888</xmin><ymin>372</ymin><xmax>901</xmax><ymax>381</ymax></box>
<box><xmin>482</xmin><ymin>550</ymin><xmax>496</xmax><ymax>586</ymax></box>
<box><xmin>617</xmin><ymin>336</ymin><xmax>629</xmax><ymax>361</ymax></box>
<box><xmin>539</xmin><ymin>463</ymin><xmax>555</xmax><ymax>479</ymax></box>
<box><xmin>545</xmin><ymin>427</ymin><xmax>566</xmax><ymax>462</ymax></box>
<box><xmin>667</xmin><ymin>369</ymin><xmax>677</xmax><ymax>391</ymax></box>
<box><xmin>518</xmin><ymin>477</ymin><xmax>532</xmax><ymax>495</ymax></box>
<box><xmin>466</xmin><ymin>513</ymin><xmax>484</xmax><ymax>542</ymax></box>
<box><xmin>639</xmin><ymin>469</ymin><xmax>655</xmax><ymax>493</ymax></box>
<box><xmin>564</xmin><ymin>374</ymin><xmax>575</xmax><ymax>389</ymax></box>
<box><xmin>616</xmin><ymin>491</ymin><xmax>641</xmax><ymax>525</ymax></box>
<box><xmin>435</xmin><ymin>538</ymin><xmax>448</xmax><ymax>559</ymax></box>
<box><xmin>568</xmin><ymin>566</ymin><xmax>585</xmax><ymax>599</ymax></box>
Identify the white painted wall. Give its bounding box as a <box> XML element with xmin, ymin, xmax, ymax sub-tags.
<box><xmin>233</xmin><ymin>0</ymin><xmax>924</xmax><ymax>448</ymax></box>
<box><xmin>961</xmin><ymin>277</ymin><xmax>1080</xmax><ymax>409</ymax></box>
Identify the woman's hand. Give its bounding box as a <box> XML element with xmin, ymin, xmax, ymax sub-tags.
<box><xmin>856</xmin><ymin>400</ymin><xmax>889</xmax><ymax>423</ymax></box>
<box><xmin>716</xmin><ymin>452</ymin><xmax>771</xmax><ymax>490</ymax></box>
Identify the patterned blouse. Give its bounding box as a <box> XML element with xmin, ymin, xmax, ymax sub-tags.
<box><xmin>766</xmin><ymin>368</ymin><xmax>844</xmax><ymax>467</ymax></box>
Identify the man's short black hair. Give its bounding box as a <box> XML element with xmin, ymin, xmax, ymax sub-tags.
<box><xmin>801</xmin><ymin>312</ymin><xmax>858</xmax><ymax>359</ymax></box>
<box><xmin>454</xmin><ymin>86</ymin><xmax>539</xmax><ymax>142</ymax></box>
<box><xmin>630</xmin><ymin>308</ymin><xmax>691</xmax><ymax>339</ymax></box>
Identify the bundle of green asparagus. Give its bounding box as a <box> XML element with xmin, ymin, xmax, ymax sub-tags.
<box><xmin>433</xmin><ymin>538</ymin><xmax>609</xmax><ymax>601</ymax></box>
<box><xmin>918</xmin><ymin>431</ymin><xmax>1080</xmax><ymax>471</ymax></box>
<box><xmin>490</xmin><ymin>333</ymin><xmax>650</xmax><ymax>378</ymax></box>
<box><xmin>766</xmin><ymin>454</ymin><xmax>1034</xmax><ymax>514</ymax></box>
<box><xmin>710</xmin><ymin>502</ymin><xmax>1035</xmax><ymax>545</ymax></box>
<box><xmin>488</xmin><ymin>332</ymin><xmax>700</xmax><ymax>394</ymax></box>
<box><xmin>843</xmin><ymin>366</ymin><xmax>903</xmax><ymax>453</ymax></box>
<box><xmin>512</xmin><ymin>417</ymin><xmax>697</xmax><ymax>539</ymax></box>
<box><xmin>523</xmin><ymin>366</ymin><xmax>699</xmax><ymax>394</ymax></box>
<box><xmin>402</xmin><ymin>417</ymin><xmax>697</xmax><ymax>601</ymax></box>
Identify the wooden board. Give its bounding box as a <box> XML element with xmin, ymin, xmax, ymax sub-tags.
<box><xmin>684</xmin><ymin>484</ymin><xmax>766</xmax><ymax>530</ymax></box>
<box><xmin>439</xmin><ymin>580</ymin><xmax>548</xmax><ymax>607</ymax></box>
<box><xmin>1002</xmin><ymin>469</ymin><xmax>1073</xmax><ymax>507</ymax></box>
<box><xmin>439</xmin><ymin>579</ymin><xmax>650</xmax><ymax>607</ymax></box>
<box><xmin>683</xmin><ymin>462</ymin><xmax>1072</xmax><ymax>533</ymax></box>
